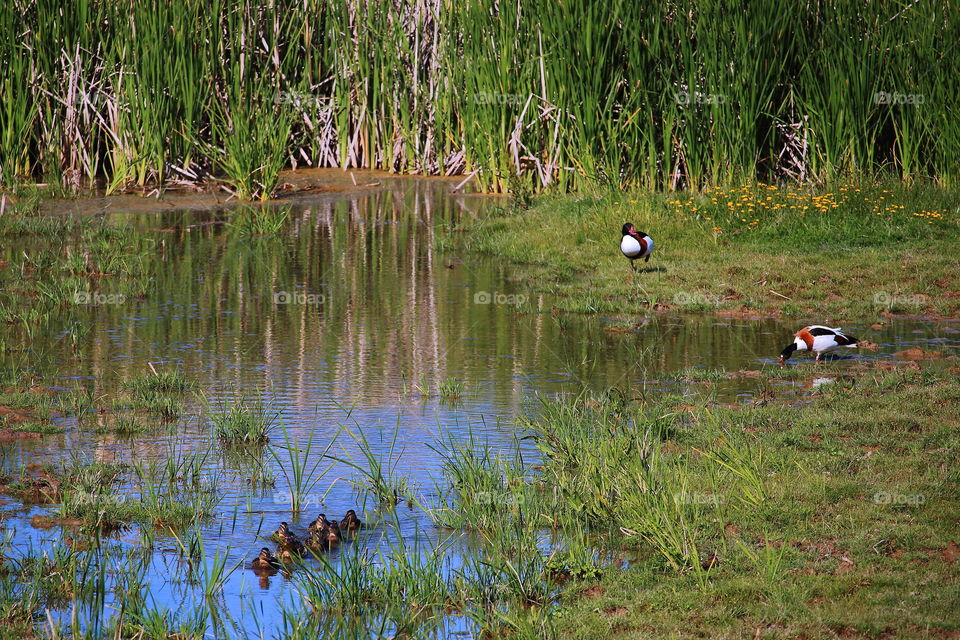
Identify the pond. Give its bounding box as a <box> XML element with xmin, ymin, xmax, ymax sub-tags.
<box><xmin>2</xmin><ymin>177</ymin><xmax>957</xmax><ymax>637</ymax></box>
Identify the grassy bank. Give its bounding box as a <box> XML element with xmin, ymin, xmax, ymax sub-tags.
<box><xmin>2</xmin><ymin>1</ymin><xmax>958</xmax><ymax>196</ymax></box>
<box><xmin>452</xmin><ymin>181</ymin><xmax>960</xmax><ymax>318</ymax></box>
<box><xmin>531</xmin><ymin>364</ymin><xmax>960</xmax><ymax>638</ymax></box>
<box><xmin>421</xmin><ymin>362</ymin><xmax>960</xmax><ymax>638</ymax></box>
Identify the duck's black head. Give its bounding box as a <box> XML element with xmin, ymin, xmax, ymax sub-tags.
<box><xmin>345</xmin><ymin>509</ymin><xmax>356</xmax><ymax>518</ymax></box>
<box><xmin>778</xmin><ymin>343</ymin><xmax>797</xmax><ymax>364</ymax></box>
<box><xmin>621</xmin><ymin>222</ymin><xmax>635</xmax><ymax>236</ymax></box>
<box><xmin>259</xmin><ymin>547</ymin><xmax>271</xmax><ymax>556</ymax></box>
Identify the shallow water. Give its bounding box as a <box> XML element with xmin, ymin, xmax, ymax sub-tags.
<box><xmin>2</xmin><ymin>178</ymin><xmax>958</xmax><ymax>636</ymax></box>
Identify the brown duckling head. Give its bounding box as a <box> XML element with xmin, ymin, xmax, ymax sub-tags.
<box><xmin>308</xmin><ymin>514</ymin><xmax>330</xmax><ymax>533</ymax></box>
<box><xmin>341</xmin><ymin>509</ymin><xmax>363</xmax><ymax>530</ymax></box>
<box><xmin>326</xmin><ymin>525</ymin><xmax>341</xmax><ymax>544</ymax></box>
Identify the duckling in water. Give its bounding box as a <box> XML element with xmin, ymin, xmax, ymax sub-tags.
<box><xmin>340</xmin><ymin>509</ymin><xmax>363</xmax><ymax>535</ymax></box>
<box><xmin>325</xmin><ymin>521</ymin><xmax>342</xmax><ymax>547</ymax></box>
<box><xmin>275</xmin><ymin>543</ymin><xmax>303</xmax><ymax>562</ymax></box>
<box><xmin>272</xmin><ymin>521</ymin><xmax>293</xmax><ymax>542</ymax></box>
<box><xmin>251</xmin><ymin>547</ymin><xmax>281</xmax><ymax>570</ymax></box>
<box><xmin>273</xmin><ymin>522</ymin><xmax>305</xmax><ymax>557</ymax></box>
<box><xmin>307</xmin><ymin>513</ymin><xmax>330</xmax><ymax>535</ymax></box>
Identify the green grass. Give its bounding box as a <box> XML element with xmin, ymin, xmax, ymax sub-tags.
<box><xmin>453</xmin><ymin>181</ymin><xmax>960</xmax><ymax>318</ymax></box>
<box><xmin>514</xmin><ymin>366</ymin><xmax>959</xmax><ymax>638</ymax></box>
<box><xmin>437</xmin><ymin>378</ymin><xmax>466</xmax><ymax>401</ymax></box>
<box><xmin>91</xmin><ymin>415</ymin><xmax>148</xmax><ymax>436</ymax></box>
<box><xmin>210</xmin><ymin>396</ymin><xmax>276</xmax><ymax>447</ymax></box>
<box><xmin>2</xmin><ymin>2</ymin><xmax>958</xmax><ymax>195</ymax></box>
<box><xmin>57</xmin><ymin>453</ymin><xmax>219</xmax><ymax>530</ymax></box>
<box><xmin>124</xmin><ymin>370</ymin><xmax>196</xmax><ymax>395</ymax></box>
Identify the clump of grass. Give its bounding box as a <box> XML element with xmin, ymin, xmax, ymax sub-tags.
<box><xmin>670</xmin><ymin>366</ymin><xmax>728</xmax><ymax>382</ymax></box>
<box><xmin>133</xmin><ymin>392</ymin><xmax>183</xmax><ymax>422</ymax></box>
<box><xmin>125</xmin><ymin>370</ymin><xmax>196</xmax><ymax>395</ymax></box>
<box><xmin>426</xmin><ymin>430</ymin><xmax>530</xmax><ymax>530</ymax></box>
<box><xmin>92</xmin><ymin>415</ymin><xmax>148</xmax><ymax>436</ymax></box>
<box><xmin>210</xmin><ymin>397</ymin><xmax>276</xmax><ymax>447</ymax></box>
<box><xmin>270</xmin><ymin>420</ymin><xmax>337</xmax><ymax>513</ymax></box>
<box><xmin>56</xmin><ymin>451</ymin><xmax>218</xmax><ymax>530</ymax></box>
<box><xmin>3</xmin><ymin>420</ymin><xmax>64</xmax><ymax>435</ymax></box>
<box><xmin>437</xmin><ymin>378</ymin><xmax>465</xmax><ymax>401</ymax></box>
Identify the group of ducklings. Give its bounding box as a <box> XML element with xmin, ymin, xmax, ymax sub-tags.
<box><xmin>251</xmin><ymin>510</ymin><xmax>363</xmax><ymax>570</ymax></box>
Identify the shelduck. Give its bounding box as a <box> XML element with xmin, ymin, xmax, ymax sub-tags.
<box><xmin>620</xmin><ymin>223</ymin><xmax>653</xmax><ymax>270</ymax></box>
<box><xmin>779</xmin><ymin>326</ymin><xmax>858</xmax><ymax>364</ymax></box>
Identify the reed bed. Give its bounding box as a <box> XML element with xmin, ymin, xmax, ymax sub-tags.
<box><xmin>1</xmin><ymin>1</ymin><xmax>956</xmax><ymax>197</ymax></box>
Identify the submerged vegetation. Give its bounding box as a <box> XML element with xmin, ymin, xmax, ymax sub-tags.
<box><xmin>1</xmin><ymin>1</ymin><xmax>958</xmax><ymax>196</ymax></box>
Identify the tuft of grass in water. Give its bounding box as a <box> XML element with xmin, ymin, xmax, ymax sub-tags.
<box><xmin>2</xmin><ymin>419</ymin><xmax>63</xmax><ymax>435</ymax></box>
<box><xmin>125</xmin><ymin>370</ymin><xmax>196</xmax><ymax>395</ymax></box>
<box><xmin>670</xmin><ymin>366</ymin><xmax>728</xmax><ymax>382</ymax></box>
<box><xmin>91</xmin><ymin>415</ymin><xmax>148</xmax><ymax>436</ymax></box>
<box><xmin>437</xmin><ymin>377</ymin><xmax>465</xmax><ymax>401</ymax></box>
<box><xmin>426</xmin><ymin>429</ymin><xmax>530</xmax><ymax>531</ymax></box>
<box><xmin>56</xmin><ymin>449</ymin><xmax>219</xmax><ymax>530</ymax></box>
<box><xmin>210</xmin><ymin>397</ymin><xmax>276</xmax><ymax>447</ymax></box>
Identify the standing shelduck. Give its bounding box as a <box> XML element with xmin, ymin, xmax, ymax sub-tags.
<box><xmin>620</xmin><ymin>223</ymin><xmax>653</xmax><ymax>270</ymax></box>
<box><xmin>778</xmin><ymin>326</ymin><xmax>858</xmax><ymax>364</ymax></box>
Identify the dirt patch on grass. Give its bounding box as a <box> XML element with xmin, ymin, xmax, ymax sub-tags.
<box><xmin>894</xmin><ymin>347</ymin><xmax>944</xmax><ymax>360</ymax></box>
<box><xmin>30</xmin><ymin>514</ymin><xmax>83</xmax><ymax>529</ymax></box>
<box><xmin>0</xmin><ymin>428</ymin><xmax>42</xmax><ymax>441</ymax></box>
<box><xmin>0</xmin><ymin>405</ymin><xmax>38</xmax><ymax>424</ymax></box>
<box><xmin>582</xmin><ymin>584</ymin><xmax>606</xmax><ymax>599</ymax></box>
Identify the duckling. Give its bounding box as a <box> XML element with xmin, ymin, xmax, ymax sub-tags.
<box><xmin>251</xmin><ymin>547</ymin><xmax>281</xmax><ymax>570</ymax></box>
<box><xmin>340</xmin><ymin>509</ymin><xmax>363</xmax><ymax>535</ymax></box>
<box><xmin>273</xmin><ymin>522</ymin><xmax>305</xmax><ymax>557</ymax></box>
<box><xmin>272</xmin><ymin>521</ymin><xmax>293</xmax><ymax>543</ymax></box>
<box><xmin>275</xmin><ymin>543</ymin><xmax>303</xmax><ymax>562</ymax></box>
<box><xmin>325</xmin><ymin>521</ymin><xmax>342</xmax><ymax>548</ymax></box>
<box><xmin>307</xmin><ymin>513</ymin><xmax>330</xmax><ymax>535</ymax></box>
